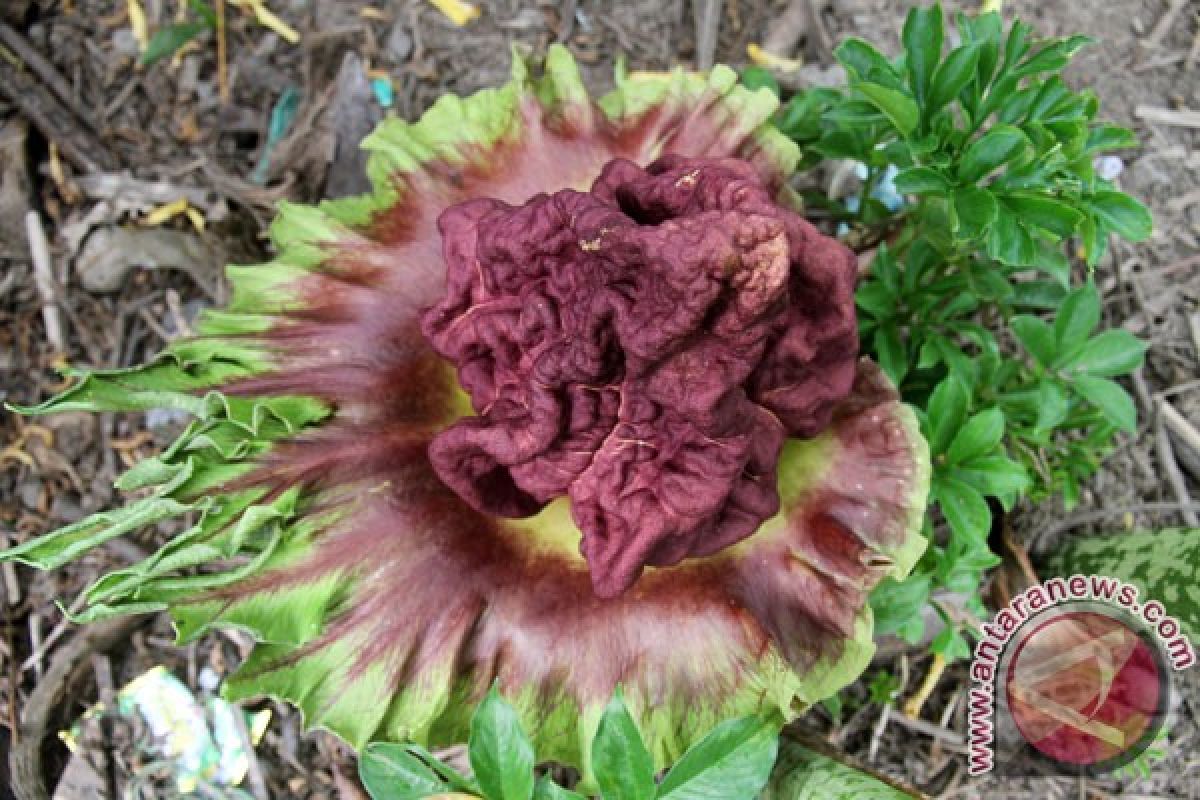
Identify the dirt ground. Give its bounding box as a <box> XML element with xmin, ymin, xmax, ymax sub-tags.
<box><xmin>0</xmin><ymin>0</ymin><xmax>1197</xmax><ymax>798</ymax></box>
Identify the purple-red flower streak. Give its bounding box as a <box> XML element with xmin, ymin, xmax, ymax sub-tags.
<box><xmin>421</xmin><ymin>155</ymin><xmax>858</xmax><ymax>597</ymax></box>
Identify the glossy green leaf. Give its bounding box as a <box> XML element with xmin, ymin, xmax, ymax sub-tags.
<box><xmin>140</xmin><ymin>21</ymin><xmax>209</xmax><ymax>66</ymax></box>
<box><xmin>592</xmin><ymin>690</ymin><xmax>655</xmax><ymax>800</ymax></box>
<box><xmin>1086</xmin><ymin>191</ymin><xmax>1153</xmax><ymax>242</ymax></box>
<box><xmin>470</xmin><ymin>687</ymin><xmax>536</xmax><ymax>800</ymax></box>
<box><xmin>1002</xmin><ymin>194</ymin><xmax>1083</xmax><ymax>238</ymax></box>
<box><xmin>1014</xmin><ymin>35</ymin><xmax>1092</xmax><ymax>76</ymax></box>
<box><xmin>986</xmin><ymin>205</ymin><xmax>1035</xmax><ymax>265</ymax></box>
<box><xmin>1054</xmin><ymin>284</ymin><xmax>1101</xmax><ymax>352</ymax></box>
<box><xmin>1072</xmin><ymin>375</ymin><xmax>1137</xmax><ymax>431</ymax></box>
<box><xmin>893</xmin><ymin>167</ymin><xmax>951</xmax><ymax>195</ymax></box>
<box><xmin>958</xmin><ymin>125</ymin><xmax>1029</xmax><ymax>183</ymax></box>
<box><xmin>1002</xmin><ymin>20</ymin><xmax>1033</xmax><ymax>71</ymax></box>
<box><xmin>953</xmin><ymin>186</ymin><xmax>997</xmax><ymax>238</ymax></box>
<box><xmin>740</xmin><ymin>66</ymin><xmax>780</xmax><ymax>96</ymax></box>
<box><xmin>1059</xmin><ymin>330</ymin><xmax>1147</xmax><ymax>377</ymax></box>
<box><xmin>655</xmin><ymin>714</ymin><xmax>780</xmax><ymax>800</ymax></box>
<box><xmin>359</xmin><ymin>743</ymin><xmax>452</xmax><ymax>800</ymax></box>
<box><xmin>1035</xmin><ymin>381</ymin><xmax>1068</xmax><ymax>431</ymax></box>
<box><xmin>835</xmin><ymin>38</ymin><xmax>900</xmax><ymax>84</ymax></box>
<box><xmin>1011</xmin><ymin>315</ymin><xmax>1056</xmax><ymax>367</ymax></box>
<box><xmin>761</xmin><ymin>741</ymin><xmax>912</xmax><ymax>799</ymax></box>
<box><xmin>928</xmin><ymin>43</ymin><xmax>980</xmax><ymax>113</ymax></box>
<box><xmin>901</xmin><ymin>3</ymin><xmax>944</xmax><ymax>105</ymax></box>
<box><xmin>869</xmin><ymin>573</ymin><xmax>931</xmax><ymax>641</ymax></box>
<box><xmin>931</xmin><ymin>625</ymin><xmax>972</xmax><ymax>662</ymax></box>
<box><xmin>534</xmin><ymin>777</ymin><xmax>586</xmax><ymax>800</ymax></box>
<box><xmin>925</xmin><ymin>377</ymin><xmax>969</xmax><ymax>455</ymax></box>
<box><xmin>874</xmin><ymin>325</ymin><xmax>908</xmax><ymax>386</ymax></box>
<box><xmin>855</xmin><ymin>83</ymin><xmax>920</xmax><ymax>137</ymax></box>
<box><xmin>1085</xmin><ymin>124</ymin><xmax>1138</xmax><ymax>153</ymax></box>
<box><xmin>935</xmin><ymin>476</ymin><xmax>992</xmax><ymax>542</ymax></box>
<box><xmin>954</xmin><ymin>455</ymin><xmax>1030</xmax><ymax>498</ymax></box>
<box><xmin>945</xmin><ymin>409</ymin><xmax>1004</xmax><ymax>465</ymax></box>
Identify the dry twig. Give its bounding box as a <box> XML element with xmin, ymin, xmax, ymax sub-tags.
<box><xmin>1135</xmin><ymin>105</ymin><xmax>1200</xmax><ymax>128</ymax></box>
<box><xmin>25</xmin><ymin>211</ymin><xmax>65</xmax><ymax>354</ymax></box>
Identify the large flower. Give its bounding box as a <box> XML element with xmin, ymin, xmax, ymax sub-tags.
<box><xmin>4</xmin><ymin>48</ymin><xmax>929</xmax><ymax>778</ymax></box>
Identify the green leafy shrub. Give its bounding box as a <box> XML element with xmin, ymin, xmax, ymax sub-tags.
<box><xmin>766</xmin><ymin>3</ymin><xmax>1151</xmax><ymax>651</ymax></box>
<box><xmin>359</xmin><ymin>688</ymin><xmax>781</xmax><ymax>800</ymax></box>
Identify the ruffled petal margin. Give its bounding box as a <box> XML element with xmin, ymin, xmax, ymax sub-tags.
<box><xmin>2</xmin><ymin>47</ymin><xmax>927</xmax><ymax>780</ymax></box>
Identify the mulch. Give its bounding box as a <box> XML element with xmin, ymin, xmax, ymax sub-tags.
<box><xmin>1</xmin><ymin>1</ymin><xmax>1198</xmax><ymax>798</ymax></box>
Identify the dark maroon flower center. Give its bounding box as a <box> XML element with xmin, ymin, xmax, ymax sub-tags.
<box><xmin>420</xmin><ymin>155</ymin><xmax>859</xmax><ymax>598</ymax></box>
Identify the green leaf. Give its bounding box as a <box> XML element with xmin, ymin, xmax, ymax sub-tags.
<box><xmin>958</xmin><ymin>125</ymin><xmax>1029</xmax><ymax>183</ymax></box>
<box><xmin>855</xmin><ymin>281</ymin><xmax>893</xmax><ymax>319</ymax></box>
<box><xmin>1079</xmin><ymin>214</ymin><xmax>1106</xmax><ymax>267</ymax></box>
<box><xmin>874</xmin><ymin>325</ymin><xmax>908</xmax><ymax>385</ymax></box>
<box><xmin>945</xmin><ymin>409</ymin><xmax>1004</xmax><ymax>465</ymax></box>
<box><xmin>823</xmin><ymin>101</ymin><xmax>888</xmax><ymax>127</ymax></box>
<box><xmin>1015</xmin><ymin>35</ymin><xmax>1092</xmax><ymax>76</ymax></box>
<box><xmin>534</xmin><ymin>777</ymin><xmax>587</xmax><ymax>800</ymax></box>
<box><xmin>777</xmin><ymin>90</ymin><xmax>837</xmax><ymax>141</ymax></box>
<box><xmin>835</xmin><ymin>38</ymin><xmax>900</xmax><ymax>84</ymax></box>
<box><xmin>931</xmin><ymin>625</ymin><xmax>972</xmax><ymax>662</ymax></box>
<box><xmin>359</xmin><ymin>743</ymin><xmax>452</xmax><ymax>800</ymax></box>
<box><xmin>762</xmin><ymin>741</ymin><xmax>912</xmax><ymax>799</ymax></box>
<box><xmin>986</xmin><ymin>205</ymin><xmax>1035</xmax><ymax>266</ymax></box>
<box><xmin>1054</xmin><ymin>283</ymin><xmax>1101</xmax><ymax>353</ymax></box>
<box><xmin>1002</xmin><ymin>19</ymin><xmax>1033</xmax><ymax>71</ymax></box>
<box><xmin>655</xmin><ymin>715</ymin><xmax>780</xmax><ymax>800</ymax></box>
<box><xmin>928</xmin><ymin>43</ymin><xmax>980</xmax><ymax>113</ymax></box>
<box><xmin>1043</xmin><ymin>527</ymin><xmax>1200</xmax><ymax>642</ymax></box>
<box><xmin>855</xmin><ymin>83</ymin><xmax>920</xmax><ymax>137</ymax></box>
<box><xmin>740</xmin><ymin>66</ymin><xmax>780</xmax><ymax>96</ymax></box>
<box><xmin>469</xmin><ymin>687</ymin><xmax>536</xmax><ymax>800</ymax></box>
<box><xmin>1011</xmin><ymin>280</ymin><xmax>1067</xmax><ymax>309</ymax></box>
<box><xmin>925</xmin><ymin>376</ymin><xmax>969</xmax><ymax>455</ymax></box>
<box><xmin>872</xmin><ymin>242</ymin><xmax>900</xmax><ymax>295</ymax></box>
<box><xmin>1002</xmin><ymin>194</ymin><xmax>1083</xmax><ymax>238</ymax></box>
<box><xmin>953</xmin><ymin>186</ymin><xmax>997</xmax><ymax>239</ymax></box>
<box><xmin>869</xmin><ymin>573</ymin><xmax>931</xmax><ymax>640</ymax></box>
<box><xmin>893</xmin><ymin>166</ymin><xmax>951</xmax><ymax>195</ymax></box>
<box><xmin>901</xmin><ymin>3</ymin><xmax>943</xmax><ymax>105</ymax></box>
<box><xmin>1073</xmin><ymin>375</ymin><xmax>1137</xmax><ymax>432</ymax></box>
<box><xmin>935</xmin><ymin>476</ymin><xmax>992</xmax><ymax>542</ymax></box>
<box><xmin>1030</xmin><ymin>242</ymin><xmax>1071</xmax><ymax>288</ymax></box>
<box><xmin>1085</xmin><ymin>124</ymin><xmax>1138</xmax><ymax>153</ymax></box>
<box><xmin>955</xmin><ymin>455</ymin><xmax>1030</xmax><ymax>498</ymax></box>
<box><xmin>1086</xmin><ymin>191</ymin><xmax>1153</xmax><ymax>242</ymax></box>
<box><xmin>140</xmin><ymin>21</ymin><xmax>209</xmax><ymax>66</ymax></box>
<box><xmin>1060</xmin><ymin>330</ymin><xmax>1147</xmax><ymax>377</ymax></box>
<box><xmin>1011</xmin><ymin>315</ymin><xmax>1056</xmax><ymax>367</ymax></box>
<box><xmin>188</xmin><ymin>0</ymin><xmax>217</xmax><ymax>27</ymax></box>
<box><xmin>1035</xmin><ymin>380</ymin><xmax>1068</xmax><ymax>431</ymax></box>
<box><xmin>592</xmin><ymin>689</ymin><xmax>655</xmax><ymax>800</ymax></box>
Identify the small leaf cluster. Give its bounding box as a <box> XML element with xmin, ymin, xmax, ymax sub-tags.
<box><xmin>764</xmin><ymin>4</ymin><xmax>1151</xmax><ymax>650</ymax></box>
<box><xmin>140</xmin><ymin>0</ymin><xmax>216</xmax><ymax>66</ymax></box>
<box><xmin>359</xmin><ymin>687</ymin><xmax>781</xmax><ymax>800</ymax></box>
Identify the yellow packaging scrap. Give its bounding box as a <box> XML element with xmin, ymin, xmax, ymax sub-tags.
<box><xmin>746</xmin><ymin>43</ymin><xmax>803</xmax><ymax>73</ymax></box>
<box><xmin>230</xmin><ymin>0</ymin><xmax>301</xmax><ymax>43</ymax></box>
<box><xmin>427</xmin><ymin>0</ymin><xmax>480</xmax><ymax>27</ymax></box>
<box><xmin>143</xmin><ymin>198</ymin><xmax>207</xmax><ymax>232</ymax></box>
<box><xmin>126</xmin><ymin>0</ymin><xmax>149</xmax><ymax>51</ymax></box>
